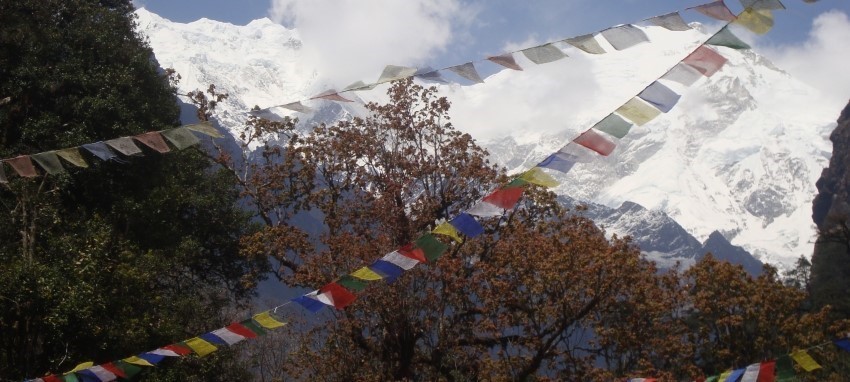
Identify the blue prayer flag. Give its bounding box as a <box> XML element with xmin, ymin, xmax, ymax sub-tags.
<box><xmin>292</xmin><ymin>295</ymin><xmax>326</xmax><ymax>313</ymax></box>
<box><xmin>450</xmin><ymin>213</ymin><xmax>485</xmax><ymax>237</ymax></box>
<box><xmin>369</xmin><ymin>260</ymin><xmax>404</xmax><ymax>283</ymax></box>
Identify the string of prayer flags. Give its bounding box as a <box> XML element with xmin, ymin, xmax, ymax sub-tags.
<box><xmin>706</xmin><ymin>26</ymin><xmax>751</xmax><ymax>49</ymax></box>
<box><xmin>106</xmin><ymin>137</ymin><xmax>143</xmax><ymax>156</ymax></box>
<box><xmin>369</xmin><ymin>260</ymin><xmax>404</xmax><ymax>283</ymax></box>
<box><xmin>694</xmin><ymin>1</ymin><xmax>737</xmax><ymax>22</ymax></box>
<box><xmin>161</xmin><ymin>127</ymin><xmax>201</xmax><ymax>150</ymax></box>
<box><xmin>31</xmin><ymin>152</ymin><xmax>66</xmax><ymax>175</ymax></box>
<box><xmin>449</xmin><ymin>213</ymin><xmax>485</xmax><ymax>237</ymax></box>
<box><xmin>415</xmin><ymin>233</ymin><xmax>448</xmax><ymax>261</ymax></box>
<box><xmin>518</xmin><ymin>167</ymin><xmax>559</xmax><ymax>188</ymax></box>
<box><xmin>563</xmin><ymin>34</ymin><xmax>607</xmax><ymax>54</ymax></box>
<box><xmin>650</xmin><ymin>12</ymin><xmax>692</xmax><ymax>31</ymax></box>
<box><xmin>573</xmin><ymin>129</ymin><xmax>617</xmax><ymax>156</ymax></box>
<box><xmin>134</xmin><ymin>132</ymin><xmax>171</xmax><ymax>154</ymax></box>
<box><xmin>790</xmin><ymin>350</ymin><xmax>821</xmax><ymax>372</ymax></box>
<box><xmin>7</xmin><ymin>155</ymin><xmax>38</xmax><ymax>177</ymax></box>
<box><xmin>616</xmin><ymin>98</ymin><xmax>662</xmax><ymax>125</ymax></box>
<box><xmin>487</xmin><ymin>53</ymin><xmax>523</xmax><ymax>71</ymax></box>
<box><xmin>310</xmin><ymin>89</ymin><xmax>354</xmax><ymax>103</ymax></box>
<box><xmin>593</xmin><ymin>113</ymin><xmax>633</xmax><ymax>139</ymax></box>
<box><xmin>638</xmin><ymin>82</ymin><xmax>681</xmax><ymax>113</ymax></box>
<box><xmin>433</xmin><ymin>222</ymin><xmax>463</xmax><ymax>243</ymax></box>
<box><xmin>683</xmin><ymin>46</ymin><xmax>728</xmax><ymax>77</ymax></box>
<box><xmin>662</xmin><ymin>63</ymin><xmax>703</xmax><ymax>86</ymax></box>
<box><xmin>448</xmin><ymin>62</ymin><xmax>485</xmax><ymax>84</ymax></box>
<box><xmin>377</xmin><ymin>65</ymin><xmax>418</xmax><ymax>84</ymax></box>
<box><xmin>735</xmin><ymin>8</ymin><xmax>774</xmax><ymax>35</ymax></box>
<box><xmin>521</xmin><ymin>44</ymin><xmax>567</xmax><ymax>64</ymax></box>
<box><xmin>600</xmin><ymin>24</ymin><xmax>650</xmax><ymax>51</ymax></box>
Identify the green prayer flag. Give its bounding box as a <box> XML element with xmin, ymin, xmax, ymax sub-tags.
<box><xmin>31</xmin><ymin>152</ymin><xmax>66</xmax><ymax>175</ymax></box>
<box><xmin>704</xmin><ymin>377</ymin><xmax>718</xmax><ymax>382</ymax></box>
<box><xmin>415</xmin><ymin>233</ymin><xmax>449</xmax><ymax>262</ymax></box>
<box><xmin>161</xmin><ymin>127</ymin><xmax>201</xmax><ymax>150</ymax></box>
<box><xmin>706</xmin><ymin>26</ymin><xmax>751</xmax><ymax>50</ymax></box>
<box><xmin>506</xmin><ymin>178</ymin><xmax>528</xmax><ymax>188</ymax></box>
<box><xmin>62</xmin><ymin>374</ymin><xmax>80</xmax><ymax>382</ymax></box>
<box><xmin>593</xmin><ymin>113</ymin><xmax>633</xmax><ymax>139</ymax></box>
<box><xmin>776</xmin><ymin>355</ymin><xmax>797</xmax><ymax>381</ymax></box>
<box><xmin>240</xmin><ymin>319</ymin><xmax>267</xmax><ymax>336</ymax></box>
<box><xmin>115</xmin><ymin>360</ymin><xmax>143</xmax><ymax>379</ymax></box>
<box><xmin>337</xmin><ymin>275</ymin><xmax>368</xmax><ymax>291</ymax></box>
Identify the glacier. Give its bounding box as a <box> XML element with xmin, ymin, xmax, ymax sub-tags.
<box><xmin>135</xmin><ymin>8</ymin><xmax>838</xmax><ymax>268</ymax></box>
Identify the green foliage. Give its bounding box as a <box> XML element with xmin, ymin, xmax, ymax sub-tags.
<box><xmin>0</xmin><ymin>0</ymin><xmax>260</xmax><ymax>380</ymax></box>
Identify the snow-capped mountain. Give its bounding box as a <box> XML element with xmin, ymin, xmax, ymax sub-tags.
<box><xmin>135</xmin><ymin>8</ymin><xmax>838</xmax><ymax>268</ymax></box>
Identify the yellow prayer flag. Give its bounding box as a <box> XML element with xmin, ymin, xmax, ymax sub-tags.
<box><xmin>185</xmin><ymin>122</ymin><xmax>224</xmax><ymax>138</ymax></box>
<box><xmin>790</xmin><ymin>350</ymin><xmax>821</xmax><ymax>372</ymax></box>
<box><xmin>56</xmin><ymin>148</ymin><xmax>89</xmax><ymax>168</ymax></box>
<box><xmin>615</xmin><ymin>98</ymin><xmax>661</xmax><ymax>126</ymax></box>
<box><xmin>184</xmin><ymin>337</ymin><xmax>218</xmax><ymax>357</ymax></box>
<box><xmin>433</xmin><ymin>222</ymin><xmax>463</xmax><ymax>243</ymax></box>
<box><xmin>735</xmin><ymin>8</ymin><xmax>773</xmax><ymax>35</ymax></box>
<box><xmin>518</xmin><ymin>167</ymin><xmax>559</xmax><ymax>188</ymax></box>
<box><xmin>718</xmin><ymin>370</ymin><xmax>732</xmax><ymax>380</ymax></box>
<box><xmin>351</xmin><ymin>267</ymin><xmax>383</xmax><ymax>281</ymax></box>
<box><xmin>253</xmin><ymin>311</ymin><xmax>286</xmax><ymax>329</ymax></box>
<box><xmin>123</xmin><ymin>356</ymin><xmax>154</xmax><ymax>367</ymax></box>
<box><xmin>67</xmin><ymin>361</ymin><xmax>94</xmax><ymax>373</ymax></box>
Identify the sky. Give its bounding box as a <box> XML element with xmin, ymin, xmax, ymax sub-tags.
<box><xmin>133</xmin><ymin>0</ymin><xmax>850</xmax><ymax>110</ymax></box>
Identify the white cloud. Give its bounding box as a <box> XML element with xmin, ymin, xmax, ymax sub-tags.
<box><xmin>267</xmin><ymin>0</ymin><xmax>476</xmax><ymax>87</ymax></box>
<box><xmin>759</xmin><ymin>11</ymin><xmax>850</xmax><ymax>111</ymax></box>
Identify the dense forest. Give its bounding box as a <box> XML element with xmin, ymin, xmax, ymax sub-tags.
<box><xmin>2</xmin><ymin>1</ymin><xmax>850</xmax><ymax>381</ymax></box>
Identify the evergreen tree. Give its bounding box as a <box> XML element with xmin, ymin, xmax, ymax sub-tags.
<box><xmin>0</xmin><ymin>1</ymin><xmax>260</xmax><ymax>380</ymax></box>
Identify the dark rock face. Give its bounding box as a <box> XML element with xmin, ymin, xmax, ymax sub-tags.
<box><xmin>700</xmin><ymin>231</ymin><xmax>763</xmax><ymax>276</ymax></box>
<box><xmin>812</xmin><ymin>101</ymin><xmax>850</xmax><ymax>229</ymax></box>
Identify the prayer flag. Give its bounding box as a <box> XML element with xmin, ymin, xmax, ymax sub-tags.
<box><xmin>253</xmin><ymin>311</ymin><xmax>286</xmax><ymax>329</ymax></box>
<box><xmin>740</xmin><ymin>363</ymin><xmax>761</xmax><ymax>382</ymax></box>
<box><xmin>638</xmin><ymin>81</ymin><xmax>681</xmax><ymax>113</ymax></box>
<box><xmin>199</xmin><ymin>332</ymin><xmax>229</xmax><ymax>346</ymax></box>
<box><xmin>483</xmin><ymin>186</ymin><xmax>524</xmax><ymax>209</ymax></box>
<box><xmin>6</xmin><ymin>156</ymin><xmax>38</xmax><ymax>177</ymax></box>
<box><xmin>757</xmin><ymin>361</ymin><xmax>775</xmax><ymax>382</ymax></box>
<box><xmin>0</xmin><ymin>164</ymin><xmax>6</xmax><ymax>183</ymax></box>
<box><xmin>433</xmin><ymin>222</ymin><xmax>463</xmax><ymax>243</ymax></box>
<box><xmin>415</xmin><ymin>233</ymin><xmax>448</xmax><ymax>262</ymax></box>
<box><xmin>558</xmin><ymin>142</ymin><xmax>598</xmax><ymax>162</ymax></box>
<box><xmin>292</xmin><ymin>293</ymin><xmax>326</xmax><ymax>313</ymax></box>
<box><xmin>735</xmin><ymin>8</ymin><xmax>773</xmax><ymax>35</ymax></box>
<box><xmin>159</xmin><ymin>344</ymin><xmax>193</xmax><ymax>356</ymax></box>
<box><xmin>399</xmin><ymin>243</ymin><xmax>427</xmax><ymax>263</ymax></box>
<box><xmin>161</xmin><ymin>127</ymin><xmax>201</xmax><ymax>150</ymax></box>
<box><xmin>43</xmin><ymin>376</ymin><xmax>62</xmax><ymax>382</ymax></box>
<box><xmin>705</xmin><ymin>377</ymin><xmax>719</xmax><ymax>382</ymax></box>
<box><xmin>707</xmin><ymin>26</ymin><xmax>751</xmax><ymax>49</ymax></box>
<box><xmin>538</xmin><ymin>152</ymin><xmax>577</xmax><ymax>173</ymax></box>
<box><xmin>133</xmin><ymin>132</ymin><xmax>171</xmax><ymax>153</ymax></box>
<box><xmin>414</xmin><ymin>67</ymin><xmax>450</xmax><ymax>84</ymax></box>
<box><xmin>351</xmin><ymin>267</ymin><xmax>384</xmax><ymax>281</ymax></box>
<box><xmin>227</xmin><ymin>322</ymin><xmax>260</xmax><ymax>338</ymax></box>
<box><xmin>369</xmin><ymin>260</ymin><xmax>404</xmax><ymax>283</ymax></box>
<box><xmin>99</xmin><ymin>363</ymin><xmax>126</xmax><ymax>379</ymax></box>
<box><xmin>518</xmin><ymin>167</ymin><xmax>559</xmax><ymax>188</ymax></box>
<box><xmin>377</xmin><ymin>65</ymin><xmax>418</xmax><ymax>83</ymax></box>
<box><xmin>661</xmin><ymin>63</ymin><xmax>703</xmax><ymax>86</ymax></box>
<box><xmin>112</xmin><ymin>361</ymin><xmax>142</xmax><ymax>379</ymax></box>
<box><xmin>81</xmin><ymin>142</ymin><xmax>118</xmax><ymax>161</ymax></box>
<box><xmin>563</xmin><ymin>34</ymin><xmax>607</xmax><ymax>54</ymax></box>
<box><xmin>592</xmin><ymin>113</ymin><xmax>633</xmax><ymax>139</ymax></box>
<box><xmin>741</xmin><ymin>0</ymin><xmax>785</xmax><ymax>10</ymax></box>
<box><xmin>790</xmin><ymin>350</ymin><xmax>821</xmax><ymax>372</ymax></box>
<box><xmin>600</xmin><ymin>24</ymin><xmax>649</xmax><ymax>50</ymax></box>
<box><xmin>122</xmin><ymin>356</ymin><xmax>154</xmax><ymax>367</ymax></box>
<box><xmin>31</xmin><ymin>152</ymin><xmax>65</xmax><ymax>175</ymax></box>
<box><xmin>467</xmin><ymin>200</ymin><xmax>504</xmax><ymax>217</ymax></box>
<box><xmin>338</xmin><ymin>274</ymin><xmax>369</xmax><ymax>291</ymax></box>
<box><xmin>185</xmin><ymin>122</ymin><xmax>224</xmax><ymax>138</ymax></box>
<box><xmin>573</xmin><ymin>129</ymin><xmax>617</xmax><ymax>156</ymax></box>
<box><xmin>184</xmin><ymin>337</ymin><xmax>218</xmax><ymax>357</ymax></box>
<box><xmin>310</xmin><ymin>89</ymin><xmax>354</xmax><ymax>102</ymax></box>
<box><xmin>67</xmin><ymin>362</ymin><xmax>94</xmax><ymax>374</ymax></box>
<box><xmin>725</xmin><ymin>368</ymin><xmax>745</xmax><ymax>381</ymax></box>
<box><xmin>239</xmin><ymin>321</ymin><xmax>267</xmax><ymax>337</ymax></box>
<box><xmin>320</xmin><ymin>282</ymin><xmax>357</xmax><ymax>309</ymax></box>
<box><xmin>382</xmin><ymin>250</ymin><xmax>420</xmax><ymax>270</ymax></box>
<box><xmin>775</xmin><ymin>356</ymin><xmax>795</xmax><ymax>381</ymax></box>
<box><xmin>448</xmin><ymin>63</ymin><xmax>485</xmax><ymax>84</ymax></box>
<box><xmin>136</xmin><ymin>353</ymin><xmax>165</xmax><ymax>365</ymax></box>
<box><xmin>343</xmin><ymin>81</ymin><xmax>377</xmax><ymax>92</ymax></box>
<box><xmin>77</xmin><ymin>366</ymin><xmax>115</xmax><ymax>382</ymax></box>
<box><xmin>694</xmin><ymin>1</ymin><xmax>737</xmax><ymax>21</ymax></box>
<box><xmin>450</xmin><ymin>213</ymin><xmax>485</xmax><ymax>237</ymax></box>
<box><xmin>616</xmin><ymin>98</ymin><xmax>662</xmax><ymax>125</ymax></box>
<box><xmin>281</xmin><ymin>101</ymin><xmax>314</xmax><ymax>113</ymax></box>
<box><xmin>487</xmin><ymin>53</ymin><xmax>523</xmax><ymax>71</ymax></box>
<box><xmin>650</xmin><ymin>12</ymin><xmax>692</xmax><ymax>31</ymax></box>
<box><xmin>717</xmin><ymin>370</ymin><xmax>732</xmax><ymax>381</ymax></box>
<box><xmin>105</xmin><ymin>137</ymin><xmax>143</xmax><ymax>156</ymax></box>
<box><xmin>834</xmin><ymin>338</ymin><xmax>850</xmax><ymax>352</ymax></box>
<box><xmin>61</xmin><ymin>374</ymin><xmax>79</xmax><ymax>382</ymax></box>
<box><xmin>521</xmin><ymin>44</ymin><xmax>567</xmax><ymax>64</ymax></box>
<box><xmin>683</xmin><ymin>46</ymin><xmax>727</xmax><ymax>77</ymax></box>
<box><xmin>56</xmin><ymin>148</ymin><xmax>89</xmax><ymax>168</ymax></box>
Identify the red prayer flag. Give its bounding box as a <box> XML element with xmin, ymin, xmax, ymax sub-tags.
<box><xmin>101</xmin><ymin>362</ymin><xmax>127</xmax><ymax>379</ymax></box>
<box><xmin>757</xmin><ymin>360</ymin><xmax>776</xmax><ymax>382</ymax></box>
<box><xmin>683</xmin><ymin>46</ymin><xmax>728</xmax><ymax>77</ymax></box>
<box><xmin>43</xmin><ymin>376</ymin><xmax>62</xmax><ymax>382</ymax></box>
<box><xmin>573</xmin><ymin>129</ymin><xmax>616</xmax><ymax>156</ymax></box>
<box><xmin>483</xmin><ymin>186</ymin><xmax>525</xmax><ymax>210</ymax></box>
<box><xmin>161</xmin><ymin>344</ymin><xmax>193</xmax><ymax>356</ymax></box>
<box><xmin>399</xmin><ymin>243</ymin><xmax>427</xmax><ymax>263</ymax></box>
<box><xmin>226</xmin><ymin>322</ymin><xmax>259</xmax><ymax>339</ymax></box>
<box><xmin>6</xmin><ymin>155</ymin><xmax>38</xmax><ymax>177</ymax></box>
<box><xmin>134</xmin><ymin>132</ymin><xmax>171</xmax><ymax>153</ymax></box>
<box><xmin>320</xmin><ymin>282</ymin><xmax>357</xmax><ymax>310</ymax></box>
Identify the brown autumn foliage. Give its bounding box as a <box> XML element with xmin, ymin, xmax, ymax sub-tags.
<box><xmin>199</xmin><ymin>79</ymin><xmax>846</xmax><ymax>381</ymax></box>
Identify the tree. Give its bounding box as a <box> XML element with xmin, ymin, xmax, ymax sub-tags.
<box><xmin>0</xmin><ymin>1</ymin><xmax>260</xmax><ymax>380</ymax></box>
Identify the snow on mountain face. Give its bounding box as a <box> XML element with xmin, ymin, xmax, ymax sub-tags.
<box><xmin>135</xmin><ymin>9</ymin><xmax>836</xmax><ymax>268</ymax></box>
